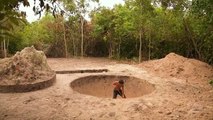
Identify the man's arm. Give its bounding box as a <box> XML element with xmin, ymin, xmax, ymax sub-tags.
<box><xmin>112</xmin><ymin>81</ymin><xmax>118</xmax><ymax>86</ymax></box>
<box><xmin>121</xmin><ymin>85</ymin><xmax>125</xmax><ymax>98</ymax></box>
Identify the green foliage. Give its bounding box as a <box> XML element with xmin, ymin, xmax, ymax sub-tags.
<box><xmin>6</xmin><ymin>15</ymin><xmax>56</xmax><ymax>54</ymax></box>
<box><xmin>188</xmin><ymin>0</ymin><xmax>213</xmax><ymax>64</ymax></box>
<box><xmin>191</xmin><ymin>0</ymin><xmax>213</xmax><ymax>24</ymax></box>
<box><xmin>20</xmin><ymin>15</ymin><xmax>54</xmax><ymax>47</ymax></box>
<box><xmin>0</xmin><ymin>0</ymin><xmax>28</xmax><ymax>40</ymax></box>
<box><xmin>91</xmin><ymin>7</ymin><xmax>115</xmax><ymax>37</ymax></box>
<box><xmin>1</xmin><ymin>0</ymin><xmax>212</xmax><ymax>65</ymax></box>
<box><xmin>89</xmin><ymin>0</ymin><xmax>213</xmax><ymax>64</ymax></box>
<box><xmin>113</xmin><ymin>5</ymin><xmax>135</xmax><ymax>37</ymax></box>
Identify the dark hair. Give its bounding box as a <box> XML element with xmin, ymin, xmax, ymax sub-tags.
<box><xmin>119</xmin><ymin>80</ymin><xmax>124</xmax><ymax>84</ymax></box>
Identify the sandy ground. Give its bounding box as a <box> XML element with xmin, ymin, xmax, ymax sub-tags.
<box><xmin>0</xmin><ymin>56</ymin><xmax>213</xmax><ymax>120</ymax></box>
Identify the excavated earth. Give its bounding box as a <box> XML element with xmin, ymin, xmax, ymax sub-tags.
<box><xmin>0</xmin><ymin>53</ymin><xmax>212</xmax><ymax>120</ymax></box>
<box><xmin>0</xmin><ymin>47</ymin><xmax>55</xmax><ymax>92</ymax></box>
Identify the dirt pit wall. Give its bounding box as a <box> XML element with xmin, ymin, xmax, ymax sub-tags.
<box><xmin>70</xmin><ymin>75</ymin><xmax>155</xmax><ymax>98</ymax></box>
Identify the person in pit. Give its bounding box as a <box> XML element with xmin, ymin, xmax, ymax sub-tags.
<box><xmin>112</xmin><ymin>79</ymin><xmax>126</xmax><ymax>99</ymax></box>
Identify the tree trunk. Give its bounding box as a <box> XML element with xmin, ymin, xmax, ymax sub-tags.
<box><xmin>7</xmin><ymin>39</ymin><xmax>9</xmax><ymax>51</ymax></box>
<box><xmin>118</xmin><ymin>37</ymin><xmax>121</xmax><ymax>59</ymax></box>
<box><xmin>109</xmin><ymin>42</ymin><xmax>112</xmax><ymax>58</ymax></box>
<box><xmin>81</xmin><ymin>16</ymin><xmax>84</xmax><ymax>57</ymax></box>
<box><xmin>0</xmin><ymin>41</ymin><xmax>2</xmax><ymax>58</ymax></box>
<box><xmin>2</xmin><ymin>30</ymin><xmax>7</xmax><ymax>58</ymax></box>
<box><xmin>148</xmin><ymin>31</ymin><xmax>151</xmax><ymax>60</ymax></box>
<box><xmin>63</xmin><ymin>23</ymin><xmax>68</xmax><ymax>58</ymax></box>
<box><xmin>183</xmin><ymin>18</ymin><xmax>202</xmax><ymax>60</ymax></box>
<box><xmin>139</xmin><ymin>29</ymin><xmax>142</xmax><ymax>63</ymax></box>
<box><xmin>3</xmin><ymin>39</ymin><xmax>6</xmax><ymax>58</ymax></box>
<box><xmin>108</xmin><ymin>33</ymin><xmax>113</xmax><ymax>58</ymax></box>
<box><xmin>71</xmin><ymin>30</ymin><xmax>76</xmax><ymax>56</ymax></box>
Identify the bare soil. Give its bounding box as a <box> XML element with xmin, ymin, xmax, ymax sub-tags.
<box><xmin>0</xmin><ymin>53</ymin><xmax>213</xmax><ymax>120</ymax></box>
<box><xmin>138</xmin><ymin>53</ymin><xmax>213</xmax><ymax>85</ymax></box>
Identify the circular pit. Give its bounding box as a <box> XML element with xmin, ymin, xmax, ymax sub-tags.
<box><xmin>70</xmin><ymin>75</ymin><xmax>155</xmax><ymax>98</ymax></box>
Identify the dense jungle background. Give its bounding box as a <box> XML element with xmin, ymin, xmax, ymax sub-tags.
<box><xmin>0</xmin><ymin>0</ymin><xmax>212</xmax><ymax>64</ymax></box>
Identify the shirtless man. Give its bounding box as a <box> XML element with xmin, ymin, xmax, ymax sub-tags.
<box><xmin>112</xmin><ymin>80</ymin><xmax>126</xmax><ymax>99</ymax></box>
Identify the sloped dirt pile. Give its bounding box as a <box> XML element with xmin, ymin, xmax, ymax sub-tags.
<box><xmin>139</xmin><ymin>53</ymin><xmax>213</xmax><ymax>83</ymax></box>
<box><xmin>0</xmin><ymin>46</ymin><xmax>55</xmax><ymax>92</ymax></box>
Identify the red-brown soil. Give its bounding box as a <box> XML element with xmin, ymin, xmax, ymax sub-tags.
<box><xmin>0</xmin><ymin>53</ymin><xmax>212</xmax><ymax>120</ymax></box>
<box><xmin>138</xmin><ymin>53</ymin><xmax>213</xmax><ymax>85</ymax></box>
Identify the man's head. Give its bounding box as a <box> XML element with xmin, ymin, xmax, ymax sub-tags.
<box><xmin>119</xmin><ymin>79</ymin><xmax>124</xmax><ymax>84</ymax></box>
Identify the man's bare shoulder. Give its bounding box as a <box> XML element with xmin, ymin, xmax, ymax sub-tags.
<box><xmin>112</xmin><ymin>81</ymin><xmax>119</xmax><ymax>85</ymax></box>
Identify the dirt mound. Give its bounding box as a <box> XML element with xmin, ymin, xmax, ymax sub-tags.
<box><xmin>71</xmin><ymin>75</ymin><xmax>155</xmax><ymax>98</ymax></box>
<box><xmin>139</xmin><ymin>53</ymin><xmax>213</xmax><ymax>84</ymax></box>
<box><xmin>0</xmin><ymin>46</ymin><xmax>55</xmax><ymax>92</ymax></box>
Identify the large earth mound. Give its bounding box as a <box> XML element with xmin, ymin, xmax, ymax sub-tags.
<box><xmin>0</xmin><ymin>46</ymin><xmax>55</xmax><ymax>92</ymax></box>
<box><xmin>139</xmin><ymin>53</ymin><xmax>213</xmax><ymax>84</ymax></box>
